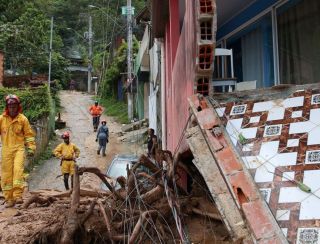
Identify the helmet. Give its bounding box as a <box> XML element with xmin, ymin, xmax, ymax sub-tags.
<box><xmin>5</xmin><ymin>94</ymin><xmax>20</xmax><ymax>104</ymax></box>
<box><xmin>101</xmin><ymin>120</ymin><xmax>106</xmax><ymax>124</ymax></box>
<box><xmin>62</xmin><ymin>131</ymin><xmax>70</xmax><ymax>139</ymax></box>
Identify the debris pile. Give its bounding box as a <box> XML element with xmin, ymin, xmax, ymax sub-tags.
<box><xmin>0</xmin><ymin>150</ymin><xmax>231</xmax><ymax>244</ymax></box>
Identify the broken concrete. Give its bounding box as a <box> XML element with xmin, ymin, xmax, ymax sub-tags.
<box><xmin>121</xmin><ymin>118</ymin><xmax>148</xmax><ymax>132</ymax></box>
<box><xmin>186</xmin><ymin>125</ymin><xmax>250</xmax><ymax>242</ymax></box>
<box><xmin>187</xmin><ymin>94</ymin><xmax>288</xmax><ymax>243</ymax></box>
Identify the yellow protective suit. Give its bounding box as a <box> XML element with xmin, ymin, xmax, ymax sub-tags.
<box><xmin>0</xmin><ymin>113</ymin><xmax>36</xmax><ymax>202</ymax></box>
<box><xmin>53</xmin><ymin>143</ymin><xmax>80</xmax><ymax>175</ymax></box>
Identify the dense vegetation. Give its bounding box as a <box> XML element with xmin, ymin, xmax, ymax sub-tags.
<box><xmin>0</xmin><ymin>0</ymin><xmax>146</xmax><ymax>89</ymax></box>
<box><xmin>0</xmin><ymin>86</ymin><xmax>51</xmax><ymax>122</ymax></box>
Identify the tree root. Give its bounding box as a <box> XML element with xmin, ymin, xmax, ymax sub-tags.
<box><xmin>22</xmin><ymin>195</ymin><xmax>57</xmax><ymax>209</ymax></box>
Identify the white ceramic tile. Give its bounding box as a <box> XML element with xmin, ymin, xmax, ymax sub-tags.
<box><xmin>289</xmin><ymin>121</ymin><xmax>314</xmax><ymax>134</ymax></box>
<box><xmin>281</xmin><ymin>228</ymin><xmax>288</xmax><ymax>237</ymax></box>
<box><xmin>254</xmin><ymin>141</ymin><xmax>297</xmax><ymax>182</ymax></box>
<box><xmin>276</xmin><ymin>210</ymin><xmax>290</xmax><ymax>221</ymax></box>
<box><xmin>259</xmin><ymin>141</ymin><xmax>279</xmax><ymax>159</ymax></box>
<box><xmin>283</xmin><ymin>96</ymin><xmax>304</xmax><ymax>108</ymax></box>
<box><xmin>305</xmin><ymin>150</ymin><xmax>320</xmax><ymax>164</ymax></box>
<box><xmin>252</xmin><ymin>101</ymin><xmax>274</xmax><ymax>112</ymax></box>
<box><xmin>259</xmin><ymin>188</ymin><xmax>271</xmax><ymax>203</ymax></box>
<box><xmin>289</xmin><ymin>109</ymin><xmax>320</xmax><ymax>146</ymax></box>
<box><xmin>311</xmin><ymin>94</ymin><xmax>320</xmax><ymax>105</ymax></box>
<box><xmin>242</xmin><ymin>156</ymin><xmax>262</xmax><ymax>169</ymax></box>
<box><xmin>242</xmin><ymin>143</ymin><xmax>254</xmax><ymax>152</ymax></box>
<box><xmin>264</xmin><ymin>124</ymin><xmax>282</xmax><ymax>137</ymax></box>
<box><xmin>299</xmin><ymin>194</ymin><xmax>320</xmax><ymax>220</ymax></box>
<box><xmin>277</xmin><ymin>152</ymin><xmax>298</xmax><ymax>167</ymax></box>
<box><xmin>292</xmin><ymin>110</ymin><xmax>303</xmax><ymax>118</ymax></box>
<box><xmin>226</xmin><ymin>118</ymin><xmax>243</xmax><ymax>145</ymax></box>
<box><xmin>255</xmin><ymin>163</ymin><xmax>276</xmax><ymax>182</ymax></box>
<box><xmin>282</xmin><ymin>171</ymin><xmax>295</xmax><ymax>181</ymax></box>
<box><xmin>267</xmin><ymin>107</ymin><xmax>285</xmax><ymax>121</ymax></box>
<box><xmin>230</xmin><ymin>104</ymin><xmax>247</xmax><ymax>115</ymax></box>
<box><xmin>241</xmin><ymin>127</ymin><xmax>258</xmax><ymax>139</ymax></box>
<box><xmin>249</xmin><ymin>116</ymin><xmax>260</xmax><ymax>123</ymax></box>
<box><xmin>279</xmin><ymin>171</ymin><xmax>320</xmax><ymax>220</ymax></box>
<box><xmin>297</xmin><ymin>228</ymin><xmax>320</xmax><ymax>244</ymax></box>
<box><xmin>279</xmin><ymin>187</ymin><xmax>307</xmax><ymax>203</ymax></box>
<box><xmin>299</xmin><ymin>170</ymin><xmax>320</xmax><ymax>219</ymax></box>
<box><xmin>216</xmin><ymin>107</ymin><xmax>226</xmax><ymax>117</ymax></box>
<box><xmin>287</xmin><ymin>139</ymin><xmax>299</xmax><ymax>147</ymax></box>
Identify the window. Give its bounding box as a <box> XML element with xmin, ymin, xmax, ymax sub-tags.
<box><xmin>277</xmin><ymin>0</ymin><xmax>320</xmax><ymax>85</ymax></box>
<box><xmin>226</xmin><ymin>14</ymin><xmax>274</xmax><ymax>88</ymax></box>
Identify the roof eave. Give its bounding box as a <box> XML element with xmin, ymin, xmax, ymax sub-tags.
<box><xmin>151</xmin><ymin>0</ymin><xmax>169</xmax><ymax>38</ymax></box>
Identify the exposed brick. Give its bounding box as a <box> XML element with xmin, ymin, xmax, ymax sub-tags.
<box><xmin>196</xmin><ymin>76</ymin><xmax>209</xmax><ymax>96</ymax></box>
<box><xmin>242</xmin><ymin>201</ymin><xmax>278</xmax><ymax>240</ymax></box>
<box><xmin>199</xmin><ymin>0</ymin><xmax>214</xmax><ymax>14</ymax></box>
<box><xmin>196</xmin><ymin>108</ymin><xmax>219</xmax><ymax>129</ymax></box>
<box><xmin>229</xmin><ymin>171</ymin><xmax>259</xmax><ymax>203</ymax></box>
<box><xmin>198</xmin><ymin>45</ymin><xmax>213</xmax><ymax>70</ymax></box>
<box><xmin>200</xmin><ymin>20</ymin><xmax>213</xmax><ymax>41</ymax></box>
<box><xmin>215</xmin><ymin>147</ymin><xmax>243</xmax><ymax>174</ymax></box>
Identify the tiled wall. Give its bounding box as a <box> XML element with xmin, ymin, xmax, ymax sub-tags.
<box><xmin>215</xmin><ymin>88</ymin><xmax>320</xmax><ymax>243</ymax></box>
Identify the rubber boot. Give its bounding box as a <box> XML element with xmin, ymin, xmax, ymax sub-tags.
<box><xmin>64</xmin><ymin>174</ymin><xmax>70</xmax><ymax>190</ymax></box>
<box><xmin>71</xmin><ymin>175</ymin><xmax>74</xmax><ymax>189</ymax></box>
<box><xmin>5</xmin><ymin>200</ymin><xmax>15</xmax><ymax>208</ymax></box>
<box><xmin>15</xmin><ymin>198</ymin><xmax>23</xmax><ymax>204</ymax></box>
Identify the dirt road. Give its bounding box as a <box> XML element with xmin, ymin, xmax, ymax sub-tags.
<box><xmin>28</xmin><ymin>91</ymin><xmax>134</xmax><ymax>191</ymax></box>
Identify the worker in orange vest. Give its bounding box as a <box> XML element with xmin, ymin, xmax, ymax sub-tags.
<box><xmin>89</xmin><ymin>101</ymin><xmax>103</xmax><ymax>132</ymax></box>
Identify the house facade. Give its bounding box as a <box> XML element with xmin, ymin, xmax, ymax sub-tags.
<box><xmin>128</xmin><ymin>0</ymin><xmax>320</xmax><ymax>242</ymax></box>
<box><xmin>217</xmin><ymin>0</ymin><xmax>320</xmax><ymax>88</ymax></box>
<box><xmin>147</xmin><ymin>0</ymin><xmax>320</xmax><ymax>151</ymax></box>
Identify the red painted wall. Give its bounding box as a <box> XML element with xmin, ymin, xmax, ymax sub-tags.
<box><xmin>165</xmin><ymin>0</ymin><xmax>196</xmax><ymax>152</ymax></box>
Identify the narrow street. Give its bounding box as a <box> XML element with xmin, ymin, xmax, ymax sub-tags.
<box><xmin>28</xmin><ymin>91</ymin><xmax>135</xmax><ymax>191</ymax></box>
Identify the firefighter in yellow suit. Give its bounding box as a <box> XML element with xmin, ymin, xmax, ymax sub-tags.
<box><xmin>53</xmin><ymin>132</ymin><xmax>80</xmax><ymax>190</ymax></box>
<box><xmin>0</xmin><ymin>94</ymin><xmax>36</xmax><ymax>208</ymax></box>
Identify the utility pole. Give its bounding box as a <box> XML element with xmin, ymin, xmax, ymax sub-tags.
<box><xmin>127</xmin><ymin>0</ymin><xmax>133</xmax><ymax>120</ymax></box>
<box><xmin>88</xmin><ymin>15</ymin><xmax>93</xmax><ymax>93</ymax></box>
<box><xmin>48</xmin><ymin>16</ymin><xmax>53</xmax><ymax>93</ymax></box>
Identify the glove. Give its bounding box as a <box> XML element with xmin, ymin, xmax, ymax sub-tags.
<box><xmin>27</xmin><ymin>148</ymin><xmax>34</xmax><ymax>157</ymax></box>
<box><xmin>95</xmin><ymin>138</ymin><xmax>98</xmax><ymax>142</ymax></box>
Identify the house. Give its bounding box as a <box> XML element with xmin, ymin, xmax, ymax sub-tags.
<box><xmin>131</xmin><ymin>0</ymin><xmax>320</xmax><ymax>242</ymax></box>
<box><xmin>66</xmin><ymin>50</ymin><xmax>88</xmax><ymax>91</ymax></box>
<box><xmin>146</xmin><ymin>0</ymin><xmax>320</xmax><ymax>151</ymax></box>
<box><xmin>216</xmin><ymin>0</ymin><xmax>320</xmax><ymax>89</ymax></box>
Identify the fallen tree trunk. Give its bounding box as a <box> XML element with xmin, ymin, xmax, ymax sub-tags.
<box><xmin>60</xmin><ymin>166</ymin><xmax>81</xmax><ymax>244</ymax></box>
<box><xmin>12</xmin><ymin>150</ymin><xmax>229</xmax><ymax>244</ymax></box>
<box><xmin>78</xmin><ymin>167</ymin><xmax>124</xmax><ymax>200</ymax></box>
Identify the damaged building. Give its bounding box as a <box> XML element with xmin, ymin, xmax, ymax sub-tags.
<box><xmin>127</xmin><ymin>0</ymin><xmax>320</xmax><ymax>242</ymax></box>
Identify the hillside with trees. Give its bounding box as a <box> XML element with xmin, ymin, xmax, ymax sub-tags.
<box><xmin>0</xmin><ymin>0</ymin><xmax>145</xmax><ymax>89</ymax></box>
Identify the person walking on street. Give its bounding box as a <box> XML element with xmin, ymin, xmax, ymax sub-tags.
<box><xmin>147</xmin><ymin>128</ymin><xmax>157</xmax><ymax>159</ymax></box>
<box><xmin>89</xmin><ymin>101</ymin><xmax>103</xmax><ymax>132</ymax></box>
<box><xmin>53</xmin><ymin>132</ymin><xmax>80</xmax><ymax>190</ymax></box>
<box><xmin>0</xmin><ymin>94</ymin><xmax>36</xmax><ymax>208</ymax></box>
<box><xmin>69</xmin><ymin>79</ymin><xmax>76</xmax><ymax>92</ymax></box>
<box><xmin>96</xmin><ymin>120</ymin><xmax>109</xmax><ymax>157</ymax></box>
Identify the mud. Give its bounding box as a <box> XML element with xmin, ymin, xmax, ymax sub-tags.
<box><xmin>29</xmin><ymin>91</ymin><xmax>138</xmax><ymax>191</ymax></box>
